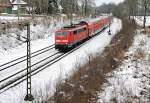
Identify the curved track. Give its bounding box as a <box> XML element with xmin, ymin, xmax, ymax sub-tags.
<box><xmin>0</xmin><ymin>25</ymin><xmax>108</xmax><ymax>94</ymax></box>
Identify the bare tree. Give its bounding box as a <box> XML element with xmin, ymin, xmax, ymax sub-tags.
<box><xmin>124</xmin><ymin>0</ymin><xmax>137</xmax><ymax>20</ymax></box>
<box><xmin>24</xmin><ymin>0</ymin><xmax>96</xmax><ymax>16</ymax></box>
<box><xmin>143</xmin><ymin>0</ymin><xmax>150</xmax><ymax>28</ymax></box>
<box><xmin>80</xmin><ymin>0</ymin><xmax>95</xmax><ymax>16</ymax></box>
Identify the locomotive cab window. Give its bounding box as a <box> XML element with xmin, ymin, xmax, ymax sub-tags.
<box><xmin>56</xmin><ymin>32</ymin><xmax>68</xmax><ymax>36</ymax></box>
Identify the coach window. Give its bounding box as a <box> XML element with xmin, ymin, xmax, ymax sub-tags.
<box><xmin>77</xmin><ymin>29</ymin><xmax>79</xmax><ymax>34</ymax></box>
<box><xmin>73</xmin><ymin>30</ymin><xmax>77</xmax><ymax>35</ymax></box>
<box><xmin>78</xmin><ymin>29</ymin><xmax>81</xmax><ymax>33</ymax></box>
<box><xmin>78</xmin><ymin>29</ymin><xmax>82</xmax><ymax>33</ymax></box>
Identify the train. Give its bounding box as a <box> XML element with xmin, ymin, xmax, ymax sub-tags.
<box><xmin>55</xmin><ymin>16</ymin><xmax>112</xmax><ymax>51</ymax></box>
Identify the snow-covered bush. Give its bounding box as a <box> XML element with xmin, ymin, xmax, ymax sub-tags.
<box><xmin>0</xmin><ymin>16</ymin><xmax>65</xmax><ymax>51</ymax></box>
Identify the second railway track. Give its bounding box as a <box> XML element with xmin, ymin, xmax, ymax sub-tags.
<box><xmin>0</xmin><ymin>25</ymin><xmax>107</xmax><ymax>94</ymax></box>
<box><xmin>0</xmin><ymin>44</ymin><xmax>55</xmax><ymax>71</ymax></box>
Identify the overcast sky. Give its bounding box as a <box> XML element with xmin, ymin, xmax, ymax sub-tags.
<box><xmin>95</xmin><ymin>0</ymin><xmax>125</xmax><ymax>6</ymax></box>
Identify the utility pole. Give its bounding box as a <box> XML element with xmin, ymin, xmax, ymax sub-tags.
<box><xmin>24</xmin><ymin>23</ymin><xmax>34</xmax><ymax>101</ymax></box>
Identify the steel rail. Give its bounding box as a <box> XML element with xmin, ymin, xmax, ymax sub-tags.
<box><xmin>0</xmin><ymin>23</ymin><xmax>110</xmax><ymax>94</ymax></box>
<box><xmin>0</xmin><ymin>44</ymin><xmax>54</xmax><ymax>68</ymax></box>
<box><xmin>0</xmin><ymin>45</ymin><xmax>55</xmax><ymax>71</ymax></box>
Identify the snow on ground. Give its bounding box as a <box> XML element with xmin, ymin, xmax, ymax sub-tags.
<box><xmin>0</xmin><ymin>16</ymin><xmax>26</xmax><ymax>21</ymax></box>
<box><xmin>0</xmin><ymin>16</ymin><xmax>62</xmax><ymax>52</ymax></box>
<box><xmin>134</xmin><ymin>16</ymin><xmax>150</xmax><ymax>26</ymax></box>
<box><xmin>0</xmin><ymin>18</ymin><xmax>122</xmax><ymax>103</ymax></box>
<box><xmin>97</xmin><ymin>30</ymin><xmax>150</xmax><ymax>103</ymax></box>
<box><xmin>0</xmin><ymin>16</ymin><xmax>28</xmax><ymax>23</ymax></box>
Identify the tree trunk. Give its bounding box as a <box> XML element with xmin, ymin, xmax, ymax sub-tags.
<box><xmin>143</xmin><ymin>5</ymin><xmax>147</xmax><ymax>28</ymax></box>
<box><xmin>85</xmin><ymin>0</ymin><xmax>87</xmax><ymax>16</ymax></box>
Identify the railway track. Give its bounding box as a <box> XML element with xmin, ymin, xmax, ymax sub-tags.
<box><xmin>0</xmin><ymin>44</ymin><xmax>56</xmax><ymax>91</ymax></box>
<box><xmin>0</xmin><ymin>25</ymin><xmax>107</xmax><ymax>94</ymax></box>
<box><xmin>0</xmin><ymin>44</ymin><xmax>55</xmax><ymax>71</ymax></box>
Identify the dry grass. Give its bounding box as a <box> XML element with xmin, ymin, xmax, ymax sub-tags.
<box><xmin>51</xmin><ymin>18</ymin><xmax>137</xmax><ymax>103</ymax></box>
<box><xmin>141</xmin><ymin>26</ymin><xmax>150</xmax><ymax>37</ymax></box>
<box><xmin>134</xmin><ymin>48</ymin><xmax>145</xmax><ymax>60</ymax></box>
<box><xmin>141</xmin><ymin>27</ymin><xmax>150</xmax><ymax>34</ymax></box>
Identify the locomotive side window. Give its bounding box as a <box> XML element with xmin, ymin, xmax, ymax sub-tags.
<box><xmin>73</xmin><ymin>27</ymin><xmax>86</xmax><ymax>35</ymax></box>
<box><xmin>56</xmin><ymin>32</ymin><xmax>67</xmax><ymax>36</ymax></box>
<box><xmin>78</xmin><ymin>28</ymin><xmax>86</xmax><ymax>33</ymax></box>
<box><xmin>73</xmin><ymin>30</ymin><xmax>78</xmax><ymax>35</ymax></box>
<box><xmin>78</xmin><ymin>29</ymin><xmax>82</xmax><ymax>33</ymax></box>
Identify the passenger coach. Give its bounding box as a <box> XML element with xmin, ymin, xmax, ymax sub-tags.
<box><xmin>55</xmin><ymin>16</ymin><xmax>112</xmax><ymax>51</ymax></box>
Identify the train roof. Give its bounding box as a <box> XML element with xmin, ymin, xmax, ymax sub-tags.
<box><xmin>56</xmin><ymin>16</ymin><xmax>109</xmax><ymax>32</ymax></box>
<box><xmin>59</xmin><ymin>20</ymin><xmax>87</xmax><ymax>31</ymax></box>
<box><xmin>57</xmin><ymin>23</ymin><xmax>86</xmax><ymax>32</ymax></box>
<box><xmin>81</xmin><ymin>16</ymin><xmax>109</xmax><ymax>24</ymax></box>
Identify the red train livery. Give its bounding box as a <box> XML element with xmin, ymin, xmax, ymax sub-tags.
<box><xmin>55</xmin><ymin>16</ymin><xmax>112</xmax><ymax>50</ymax></box>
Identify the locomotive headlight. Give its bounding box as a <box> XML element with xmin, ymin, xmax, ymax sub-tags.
<box><xmin>63</xmin><ymin>40</ymin><xmax>68</xmax><ymax>42</ymax></box>
<box><xmin>56</xmin><ymin>40</ymin><xmax>61</xmax><ymax>42</ymax></box>
<box><xmin>56</xmin><ymin>40</ymin><xmax>68</xmax><ymax>42</ymax></box>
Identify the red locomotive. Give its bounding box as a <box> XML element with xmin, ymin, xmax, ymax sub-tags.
<box><xmin>55</xmin><ymin>16</ymin><xmax>112</xmax><ymax>51</ymax></box>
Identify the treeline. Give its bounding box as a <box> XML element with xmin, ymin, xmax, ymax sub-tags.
<box><xmin>96</xmin><ymin>0</ymin><xmax>150</xmax><ymax>27</ymax></box>
<box><xmin>96</xmin><ymin>0</ymin><xmax>150</xmax><ymax>18</ymax></box>
<box><xmin>24</xmin><ymin>0</ymin><xmax>150</xmax><ymax>27</ymax></box>
<box><xmin>24</xmin><ymin>0</ymin><xmax>96</xmax><ymax>16</ymax></box>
